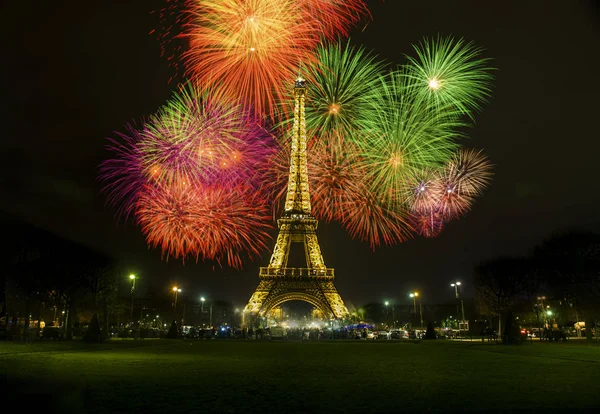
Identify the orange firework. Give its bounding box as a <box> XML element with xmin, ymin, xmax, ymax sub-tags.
<box><xmin>183</xmin><ymin>0</ymin><xmax>320</xmax><ymax>119</ymax></box>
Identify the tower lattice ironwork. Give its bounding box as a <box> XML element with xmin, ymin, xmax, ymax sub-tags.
<box><xmin>243</xmin><ymin>78</ymin><xmax>349</xmax><ymax>323</ymax></box>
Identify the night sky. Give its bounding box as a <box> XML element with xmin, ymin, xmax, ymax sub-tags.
<box><xmin>2</xmin><ymin>0</ymin><xmax>599</xmax><ymax>310</ymax></box>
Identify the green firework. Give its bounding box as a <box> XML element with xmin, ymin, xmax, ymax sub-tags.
<box><xmin>403</xmin><ymin>36</ymin><xmax>494</xmax><ymax>119</ymax></box>
<box><xmin>359</xmin><ymin>70</ymin><xmax>465</xmax><ymax>208</ymax></box>
<box><xmin>303</xmin><ymin>41</ymin><xmax>387</xmax><ymax>142</ymax></box>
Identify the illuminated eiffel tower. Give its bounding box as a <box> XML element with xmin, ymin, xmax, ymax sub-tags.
<box><xmin>243</xmin><ymin>77</ymin><xmax>349</xmax><ymax>324</ymax></box>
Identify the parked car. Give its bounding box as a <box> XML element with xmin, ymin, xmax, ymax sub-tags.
<box><xmin>389</xmin><ymin>330</ymin><xmax>407</xmax><ymax>339</ymax></box>
<box><xmin>376</xmin><ymin>330</ymin><xmax>390</xmax><ymax>340</ymax></box>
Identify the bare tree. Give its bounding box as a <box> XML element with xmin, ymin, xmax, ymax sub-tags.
<box><xmin>474</xmin><ymin>257</ymin><xmax>530</xmax><ymax>337</ymax></box>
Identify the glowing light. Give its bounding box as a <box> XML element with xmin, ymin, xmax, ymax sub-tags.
<box><xmin>428</xmin><ymin>77</ymin><xmax>440</xmax><ymax>90</ymax></box>
<box><xmin>389</xmin><ymin>153</ymin><xmax>403</xmax><ymax>168</ymax></box>
<box><xmin>328</xmin><ymin>103</ymin><xmax>341</xmax><ymax>114</ymax></box>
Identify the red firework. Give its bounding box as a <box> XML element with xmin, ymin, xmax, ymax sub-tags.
<box><xmin>298</xmin><ymin>0</ymin><xmax>370</xmax><ymax>40</ymax></box>
<box><xmin>182</xmin><ymin>0</ymin><xmax>321</xmax><ymax>119</ymax></box>
<box><xmin>410</xmin><ymin>210</ymin><xmax>444</xmax><ymax>238</ymax></box>
<box><xmin>135</xmin><ymin>179</ymin><xmax>272</xmax><ymax>268</ymax></box>
<box><xmin>340</xmin><ymin>192</ymin><xmax>414</xmax><ymax>249</ymax></box>
<box><xmin>309</xmin><ymin>134</ymin><xmax>365</xmax><ymax>222</ymax></box>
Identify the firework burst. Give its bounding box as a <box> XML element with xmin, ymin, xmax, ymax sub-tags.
<box><xmin>403</xmin><ymin>36</ymin><xmax>494</xmax><ymax>118</ymax></box>
<box><xmin>136</xmin><ymin>179</ymin><xmax>272</xmax><ymax>268</ymax></box>
<box><xmin>101</xmin><ymin>85</ymin><xmax>276</xmax><ymax>267</ymax></box>
<box><xmin>183</xmin><ymin>0</ymin><xmax>322</xmax><ymax>119</ymax></box>
<box><xmin>302</xmin><ymin>42</ymin><xmax>387</xmax><ymax>141</ymax></box>
<box><xmin>405</xmin><ymin>168</ymin><xmax>440</xmax><ymax>214</ymax></box>
<box><xmin>359</xmin><ymin>71</ymin><xmax>464</xmax><ymax>209</ymax></box>
<box><xmin>433</xmin><ymin>148</ymin><xmax>493</xmax><ymax>219</ymax></box>
<box><xmin>139</xmin><ymin>84</ymin><xmax>272</xmax><ymax>186</ymax></box>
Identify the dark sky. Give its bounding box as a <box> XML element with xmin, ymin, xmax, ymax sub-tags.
<box><xmin>2</xmin><ymin>0</ymin><xmax>599</xmax><ymax>310</ymax></box>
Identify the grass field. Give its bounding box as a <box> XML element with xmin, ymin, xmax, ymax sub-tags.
<box><xmin>1</xmin><ymin>339</ymin><xmax>599</xmax><ymax>413</ymax></box>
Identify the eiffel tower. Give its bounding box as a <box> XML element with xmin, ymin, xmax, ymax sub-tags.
<box><xmin>243</xmin><ymin>77</ymin><xmax>349</xmax><ymax>324</ymax></box>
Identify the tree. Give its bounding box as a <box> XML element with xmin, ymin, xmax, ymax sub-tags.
<box><xmin>83</xmin><ymin>313</ymin><xmax>102</xmax><ymax>342</ymax></box>
<box><xmin>474</xmin><ymin>257</ymin><xmax>530</xmax><ymax>337</ymax></box>
<box><xmin>424</xmin><ymin>321</ymin><xmax>436</xmax><ymax>339</ymax></box>
<box><xmin>533</xmin><ymin>231</ymin><xmax>600</xmax><ymax>342</ymax></box>
<box><xmin>166</xmin><ymin>320</ymin><xmax>179</xmax><ymax>339</ymax></box>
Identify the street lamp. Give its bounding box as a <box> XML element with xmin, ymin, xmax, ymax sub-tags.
<box><xmin>172</xmin><ymin>287</ymin><xmax>181</xmax><ymax>321</ymax></box>
<box><xmin>451</xmin><ymin>281</ymin><xmax>465</xmax><ymax>336</ymax></box>
<box><xmin>200</xmin><ymin>296</ymin><xmax>212</xmax><ymax>327</ymax></box>
<box><xmin>129</xmin><ymin>274</ymin><xmax>137</xmax><ymax>325</ymax></box>
<box><xmin>384</xmin><ymin>301</ymin><xmax>395</xmax><ymax>329</ymax></box>
<box><xmin>409</xmin><ymin>292</ymin><xmax>422</xmax><ymax>330</ymax></box>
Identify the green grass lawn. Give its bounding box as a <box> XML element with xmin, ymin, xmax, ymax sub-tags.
<box><xmin>2</xmin><ymin>339</ymin><xmax>599</xmax><ymax>413</ymax></box>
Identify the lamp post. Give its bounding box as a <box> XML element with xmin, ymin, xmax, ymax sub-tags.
<box><xmin>129</xmin><ymin>274</ymin><xmax>136</xmax><ymax>325</ymax></box>
<box><xmin>200</xmin><ymin>296</ymin><xmax>213</xmax><ymax>327</ymax></box>
<box><xmin>451</xmin><ymin>281</ymin><xmax>464</xmax><ymax>337</ymax></box>
<box><xmin>409</xmin><ymin>292</ymin><xmax>421</xmax><ymax>331</ymax></box>
<box><xmin>384</xmin><ymin>301</ymin><xmax>395</xmax><ymax>329</ymax></box>
<box><xmin>537</xmin><ymin>296</ymin><xmax>547</xmax><ymax>338</ymax></box>
<box><xmin>172</xmin><ymin>287</ymin><xmax>181</xmax><ymax>321</ymax></box>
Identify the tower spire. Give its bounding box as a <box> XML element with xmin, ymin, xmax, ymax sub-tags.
<box><xmin>284</xmin><ymin>77</ymin><xmax>311</xmax><ymax>215</ymax></box>
<box><xmin>242</xmin><ymin>78</ymin><xmax>349</xmax><ymax>324</ymax></box>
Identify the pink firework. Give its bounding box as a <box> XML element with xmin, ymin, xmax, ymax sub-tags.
<box><xmin>433</xmin><ymin>148</ymin><xmax>492</xmax><ymax>220</ymax></box>
<box><xmin>99</xmin><ymin>124</ymin><xmax>147</xmax><ymax>220</ymax></box>
<box><xmin>139</xmin><ymin>85</ymin><xmax>274</xmax><ymax>187</ymax></box>
<box><xmin>406</xmin><ymin>169</ymin><xmax>440</xmax><ymax>214</ymax></box>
